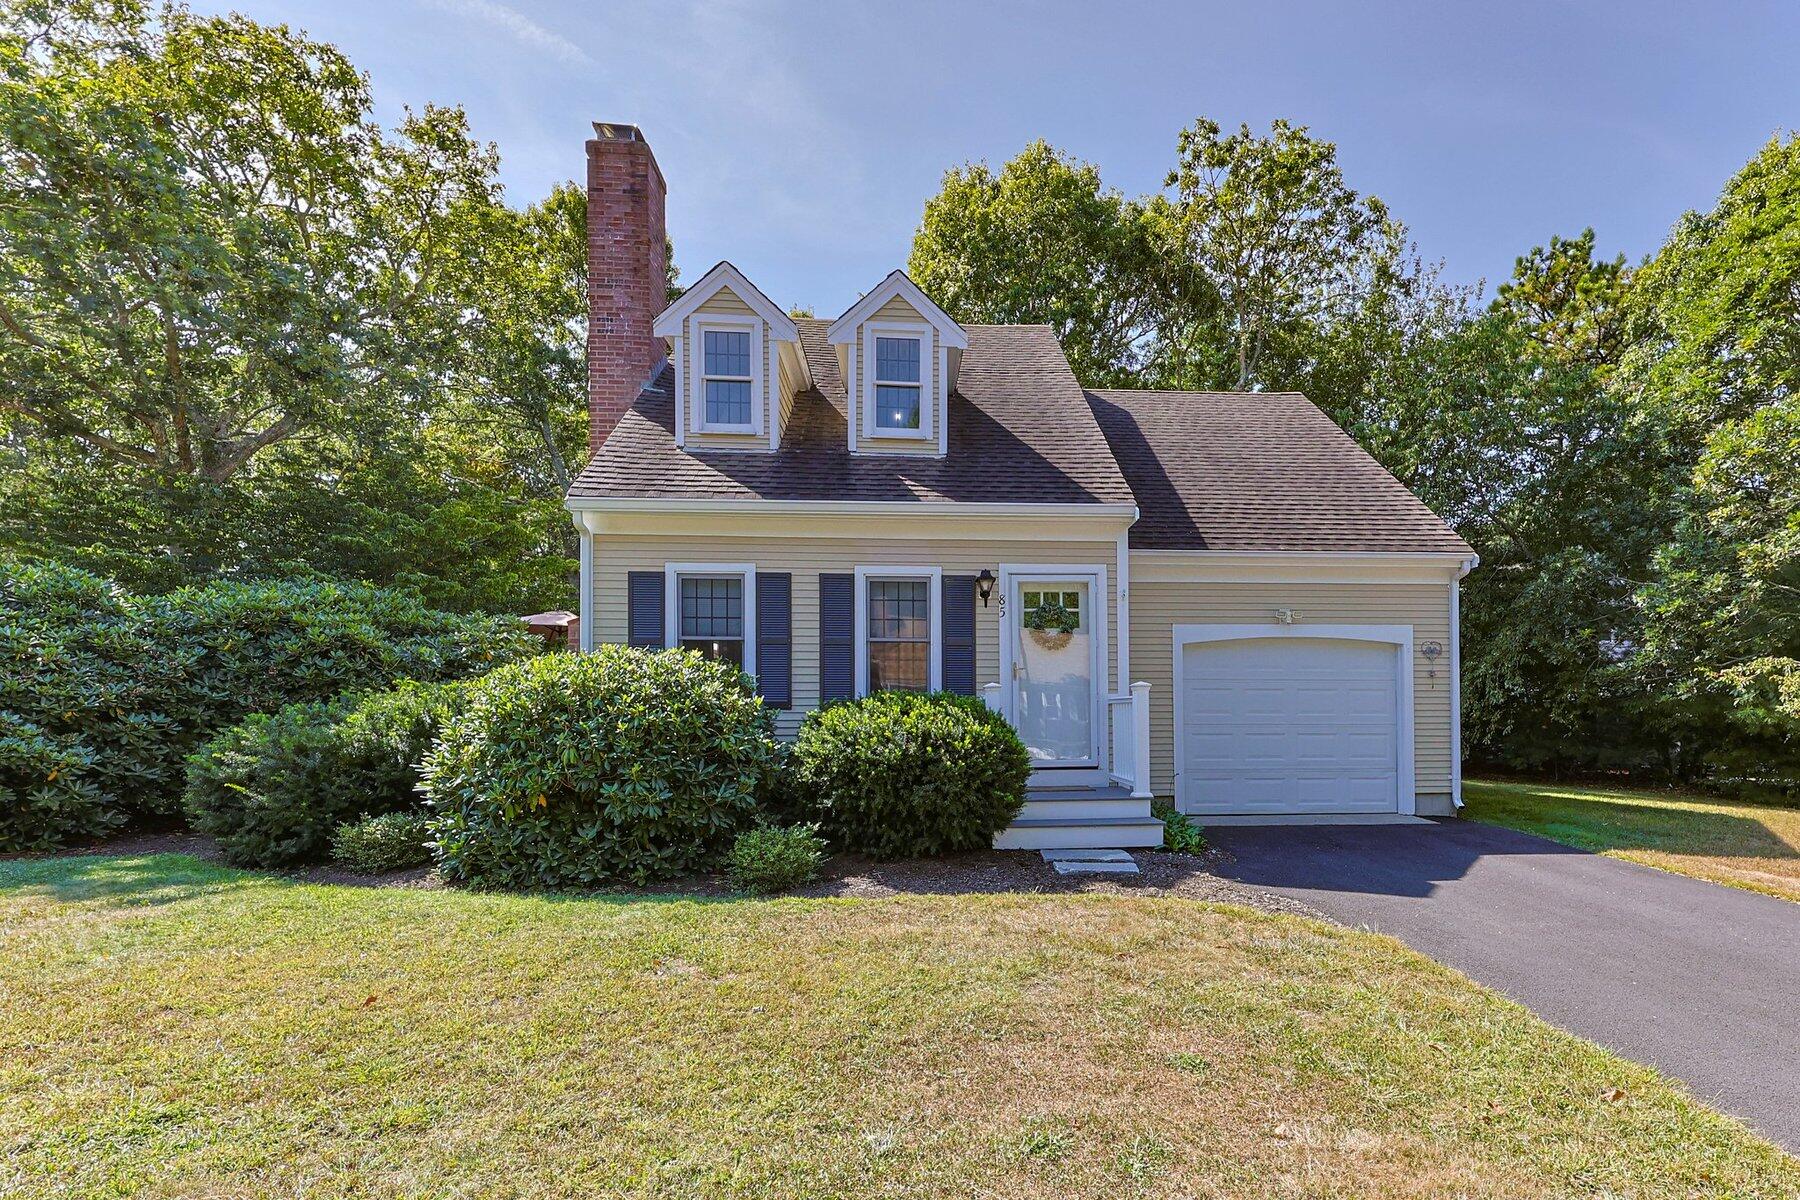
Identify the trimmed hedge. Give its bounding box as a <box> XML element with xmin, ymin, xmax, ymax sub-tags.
<box><xmin>185</xmin><ymin>679</ymin><xmax>472</xmax><ymax>867</ymax></box>
<box><xmin>726</xmin><ymin>823</ymin><xmax>827</xmax><ymax>894</ymax></box>
<box><xmin>423</xmin><ymin>647</ymin><xmax>781</xmax><ymax>889</ymax></box>
<box><xmin>789</xmin><ymin>692</ymin><xmax>1030</xmax><ymax>859</ymax></box>
<box><xmin>0</xmin><ymin>557</ymin><xmax>538</xmax><ymax>849</ymax></box>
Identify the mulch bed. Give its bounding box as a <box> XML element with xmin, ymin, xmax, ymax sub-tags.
<box><xmin>24</xmin><ymin>832</ymin><xmax>1318</xmax><ymax>918</ymax></box>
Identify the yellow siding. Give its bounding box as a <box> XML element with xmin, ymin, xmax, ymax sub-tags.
<box><xmin>696</xmin><ymin>286</ymin><xmax>755</xmax><ymax>317</ymax></box>
<box><xmin>1129</xmin><ymin>580</ymin><xmax>1455</xmax><ymax>802</ymax></box>
<box><xmin>872</xmin><ymin>294</ymin><xmax>926</xmax><ymax>323</ymax></box>
<box><xmin>777</xmin><ymin>343</ymin><xmax>799</xmax><ymax>435</ymax></box>
<box><xmin>594</xmin><ymin>534</ymin><xmax>1119</xmax><ymax>736</ymax></box>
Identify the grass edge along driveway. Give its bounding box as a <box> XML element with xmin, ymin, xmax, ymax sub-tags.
<box><xmin>1</xmin><ymin>851</ymin><xmax>1795</xmax><ymax>1199</ymax></box>
<box><xmin>1464</xmin><ymin>777</ymin><xmax>1800</xmax><ymax>903</ymax></box>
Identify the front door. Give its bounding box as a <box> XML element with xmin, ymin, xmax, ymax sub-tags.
<box><xmin>1007</xmin><ymin>575</ymin><xmax>1100</xmax><ymax>769</ymax></box>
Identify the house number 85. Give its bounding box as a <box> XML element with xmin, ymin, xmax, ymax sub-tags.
<box><xmin>996</xmin><ymin>594</ymin><xmax>1006</xmax><ymax>617</ymax></box>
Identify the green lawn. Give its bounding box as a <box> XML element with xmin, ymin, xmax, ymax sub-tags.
<box><xmin>1</xmin><ymin>854</ymin><xmax>1794</xmax><ymax>1198</ymax></box>
<box><xmin>1464</xmin><ymin>778</ymin><xmax>1800</xmax><ymax>903</ymax></box>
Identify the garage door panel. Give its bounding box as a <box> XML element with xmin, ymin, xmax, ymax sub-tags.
<box><xmin>1180</xmin><ymin>637</ymin><xmax>1401</xmax><ymax>816</ymax></box>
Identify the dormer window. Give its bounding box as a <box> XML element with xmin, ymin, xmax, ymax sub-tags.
<box><xmin>874</xmin><ymin>336</ymin><xmax>922</xmax><ymax>431</ymax></box>
<box><xmin>826</xmin><ymin>270</ymin><xmax>968</xmax><ymax>458</ymax></box>
<box><xmin>652</xmin><ymin>262</ymin><xmax>807</xmax><ymax>450</ymax></box>
<box><xmin>703</xmin><ymin>329</ymin><xmax>753</xmax><ymax>427</ymax></box>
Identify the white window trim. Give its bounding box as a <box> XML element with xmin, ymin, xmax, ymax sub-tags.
<box><xmin>860</xmin><ymin>321</ymin><xmax>933</xmax><ymax>442</ymax></box>
<box><xmin>664</xmin><ymin>562</ymin><xmax>757</xmax><ymax>677</ymax></box>
<box><xmin>853</xmin><ymin>565</ymin><xmax>942</xmax><ymax>696</ymax></box>
<box><xmin>1169</xmin><ymin>623</ymin><xmax>1415</xmax><ymax>817</ymax></box>
<box><xmin>689</xmin><ymin>316</ymin><xmax>764</xmax><ymax>436</ymax></box>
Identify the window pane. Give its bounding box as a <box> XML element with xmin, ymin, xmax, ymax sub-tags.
<box><xmin>875</xmin><ymin>336</ymin><xmax>920</xmax><ymax>383</ymax></box>
<box><xmin>680</xmin><ymin>637</ymin><xmax>743</xmax><ymax>668</ymax></box>
<box><xmin>868</xmin><ymin>579</ymin><xmax>928</xmax><ymax>639</ymax></box>
<box><xmin>679</xmin><ymin>576</ymin><xmax>742</xmax><ymax>638</ymax></box>
<box><xmin>704</xmin><ymin>329</ymin><xmax>751</xmax><ymax>377</ymax></box>
<box><xmin>705</xmin><ymin>379</ymin><xmax>752</xmax><ymax>425</ymax></box>
<box><xmin>874</xmin><ymin>384</ymin><xmax>920</xmax><ymax>430</ymax></box>
<box><xmin>868</xmin><ymin>640</ymin><xmax>928</xmax><ymax>692</ymax></box>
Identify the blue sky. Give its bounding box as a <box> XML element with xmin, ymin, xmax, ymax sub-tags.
<box><xmin>221</xmin><ymin>0</ymin><xmax>1795</xmax><ymax>315</ymax></box>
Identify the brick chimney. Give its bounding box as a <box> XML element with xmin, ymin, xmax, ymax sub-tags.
<box><xmin>586</xmin><ymin>122</ymin><xmax>668</xmax><ymax>454</ymax></box>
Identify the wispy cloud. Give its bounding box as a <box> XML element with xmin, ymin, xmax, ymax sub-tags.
<box><xmin>421</xmin><ymin>0</ymin><xmax>593</xmax><ymax>67</ymax></box>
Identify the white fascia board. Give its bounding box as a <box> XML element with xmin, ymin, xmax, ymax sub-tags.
<box><xmin>825</xmin><ymin>270</ymin><xmax>968</xmax><ymax>349</ymax></box>
<box><xmin>1133</xmin><ymin>549</ymin><xmax>1475</xmax><ymax>562</ymax></box>
<box><xmin>652</xmin><ymin>260</ymin><xmax>799</xmax><ymax>342</ymax></box>
<box><xmin>567</xmin><ymin>496</ymin><xmax>1139</xmax><ymax>518</ymax></box>
<box><xmin>1131</xmin><ymin>548</ymin><xmax>1476</xmax><ymax>585</ymax></box>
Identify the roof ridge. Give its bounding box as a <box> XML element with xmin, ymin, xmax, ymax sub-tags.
<box><xmin>1087</xmin><ymin>387</ymin><xmax>1310</xmax><ymax>399</ymax></box>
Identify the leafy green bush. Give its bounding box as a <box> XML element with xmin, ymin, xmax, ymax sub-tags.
<box><xmin>0</xmin><ymin>712</ymin><xmax>120</xmax><ymax>853</ymax></box>
<box><xmin>1152</xmin><ymin>800</ymin><xmax>1207</xmax><ymax>854</ymax></box>
<box><xmin>726</xmin><ymin>823</ymin><xmax>827</xmax><ymax>894</ymax></box>
<box><xmin>184</xmin><ymin>701</ymin><xmax>351</xmax><ymax>866</ymax></box>
<box><xmin>789</xmin><ymin>692</ymin><xmax>1030</xmax><ymax>859</ymax></box>
<box><xmin>423</xmin><ymin>647</ymin><xmax>781</xmax><ymax>890</ymax></box>
<box><xmin>184</xmin><ymin>679</ymin><xmax>473</xmax><ymax>867</ymax></box>
<box><xmin>331</xmin><ymin>811</ymin><xmax>435</xmax><ymax>874</ymax></box>
<box><xmin>0</xmin><ymin>556</ymin><xmax>538</xmax><ymax>849</ymax></box>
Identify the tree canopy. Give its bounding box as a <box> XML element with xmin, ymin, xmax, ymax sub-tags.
<box><xmin>911</xmin><ymin>124</ymin><xmax>1800</xmax><ymax>789</ymax></box>
<box><xmin>0</xmin><ymin>0</ymin><xmax>599</xmax><ymax>612</ymax></box>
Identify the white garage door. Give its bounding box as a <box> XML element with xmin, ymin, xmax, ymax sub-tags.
<box><xmin>1180</xmin><ymin>637</ymin><xmax>1400</xmax><ymax>815</ymax></box>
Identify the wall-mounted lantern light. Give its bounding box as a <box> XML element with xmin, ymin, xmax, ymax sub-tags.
<box><xmin>976</xmin><ymin>568</ymin><xmax>996</xmax><ymax>607</ymax></box>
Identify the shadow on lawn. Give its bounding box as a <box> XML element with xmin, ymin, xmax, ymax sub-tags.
<box><xmin>1469</xmin><ymin>785</ymin><xmax>1799</xmax><ymax>861</ymax></box>
<box><xmin>0</xmin><ymin>850</ymin><xmax>260</xmax><ymax>908</ymax></box>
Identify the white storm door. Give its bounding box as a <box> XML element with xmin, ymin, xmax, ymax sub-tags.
<box><xmin>1008</xmin><ymin>575</ymin><xmax>1101</xmax><ymax>768</ymax></box>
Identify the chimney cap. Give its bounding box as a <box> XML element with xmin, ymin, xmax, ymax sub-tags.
<box><xmin>591</xmin><ymin>121</ymin><xmax>645</xmax><ymax>143</ymax></box>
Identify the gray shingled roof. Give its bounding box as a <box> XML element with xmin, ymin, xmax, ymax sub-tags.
<box><xmin>567</xmin><ymin>319</ymin><xmax>1136</xmax><ymax>505</ymax></box>
<box><xmin>567</xmin><ymin>318</ymin><xmax>1469</xmax><ymax>556</ymax></box>
<box><xmin>1085</xmin><ymin>389</ymin><xmax>1473</xmax><ymax>554</ymax></box>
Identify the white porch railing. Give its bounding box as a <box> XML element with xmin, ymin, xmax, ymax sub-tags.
<box><xmin>986</xmin><ymin>679</ymin><xmax>1150</xmax><ymax>798</ymax></box>
<box><xmin>1106</xmin><ymin>682</ymin><xmax>1152</xmax><ymax>798</ymax></box>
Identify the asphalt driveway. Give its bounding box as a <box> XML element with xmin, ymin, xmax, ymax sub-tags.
<box><xmin>1207</xmin><ymin>819</ymin><xmax>1800</xmax><ymax>1151</ymax></box>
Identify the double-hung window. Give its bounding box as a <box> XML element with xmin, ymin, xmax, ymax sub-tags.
<box><xmin>873</xmin><ymin>335</ymin><xmax>922</xmax><ymax>432</ymax></box>
<box><xmin>855</xmin><ymin>567</ymin><xmax>940</xmax><ymax>695</ymax></box>
<box><xmin>667</xmin><ymin>564</ymin><xmax>755</xmax><ymax>674</ymax></box>
<box><xmin>701</xmin><ymin>328</ymin><xmax>753</xmax><ymax>428</ymax></box>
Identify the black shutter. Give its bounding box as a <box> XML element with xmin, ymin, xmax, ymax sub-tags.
<box><xmin>756</xmin><ymin>573</ymin><xmax>792</xmax><ymax>708</ymax></box>
<box><xmin>627</xmin><ymin>571</ymin><xmax>665</xmax><ymax>648</ymax></box>
<box><xmin>819</xmin><ymin>573</ymin><xmax>854</xmax><ymax>702</ymax></box>
<box><xmin>941</xmin><ymin>574</ymin><xmax>977</xmax><ymax>695</ymax></box>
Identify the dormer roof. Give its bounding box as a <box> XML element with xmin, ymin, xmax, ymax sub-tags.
<box><xmin>652</xmin><ymin>260</ymin><xmax>801</xmax><ymax>344</ymax></box>
<box><xmin>825</xmin><ymin>270</ymin><xmax>969</xmax><ymax>349</ymax></box>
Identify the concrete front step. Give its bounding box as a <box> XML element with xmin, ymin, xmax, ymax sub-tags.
<box><xmin>1040</xmin><ymin>848</ymin><xmax>1135</xmax><ymax>862</ymax></box>
<box><xmin>1027</xmin><ymin>785</ymin><xmax>1136</xmax><ymax>803</ymax></box>
<box><xmin>1050</xmin><ymin>860</ymin><xmax>1140</xmax><ymax>875</ymax></box>
<box><xmin>1018</xmin><ymin>795</ymin><xmax>1152</xmax><ymax>821</ymax></box>
<box><xmin>1020</xmin><ymin>784</ymin><xmax>1152</xmax><ymax>822</ymax></box>
<box><xmin>994</xmin><ymin>815</ymin><xmax>1164</xmax><ymax>851</ymax></box>
<box><xmin>1041</xmin><ymin>848</ymin><xmax>1142</xmax><ymax>876</ymax></box>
